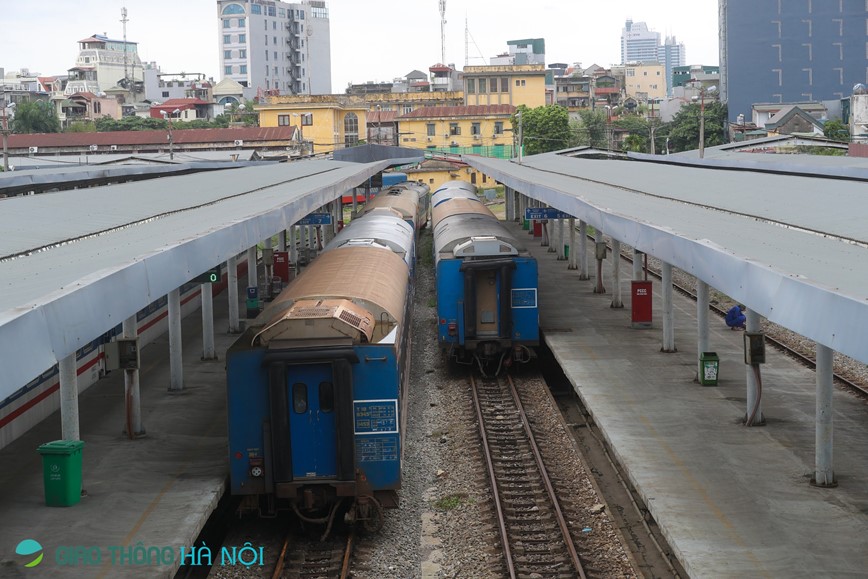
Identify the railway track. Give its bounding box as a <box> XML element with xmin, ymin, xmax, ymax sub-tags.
<box><xmin>470</xmin><ymin>372</ymin><xmax>587</xmax><ymax>579</ymax></box>
<box><xmin>270</xmin><ymin>532</ymin><xmax>353</xmax><ymax>579</ymax></box>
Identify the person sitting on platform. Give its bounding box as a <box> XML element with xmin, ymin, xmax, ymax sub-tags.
<box><xmin>725</xmin><ymin>304</ymin><xmax>746</xmax><ymax>330</ymax></box>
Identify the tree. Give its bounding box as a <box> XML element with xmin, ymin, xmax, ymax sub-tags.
<box><xmin>12</xmin><ymin>100</ymin><xmax>61</xmax><ymax>134</ymax></box>
<box><xmin>664</xmin><ymin>101</ymin><xmax>728</xmax><ymax>153</ymax></box>
<box><xmin>823</xmin><ymin>119</ymin><xmax>849</xmax><ymax>142</ymax></box>
<box><xmin>512</xmin><ymin>104</ymin><xmax>571</xmax><ymax>156</ymax></box>
<box><xmin>622</xmin><ymin>133</ymin><xmax>648</xmax><ymax>153</ymax></box>
<box><xmin>575</xmin><ymin>109</ymin><xmax>608</xmax><ymax>149</ymax></box>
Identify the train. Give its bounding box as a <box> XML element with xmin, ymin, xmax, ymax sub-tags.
<box><xmin>225</xmin><ymin>181</ymin><xmax>428</xmax><ymax>533</ymax></box>
<box><xmin>432</xmin><ymin>181</ymin><xmax>539</xmax><ymax>375</ymax></box>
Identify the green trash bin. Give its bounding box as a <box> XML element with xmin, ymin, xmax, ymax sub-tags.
<box><xmin>699</xmin><ymin>352</ymin><xmax>720</xmax><ymax>386</ymax></box>
<box><xmin>37</xmin><ymin>440</ymin><xmax>84</xmax><ymax>507</ymax></box>
<box><xmin>564</xmin><ymin>244</ymin><xmax>570</xmax><ymax>258</ymax></box>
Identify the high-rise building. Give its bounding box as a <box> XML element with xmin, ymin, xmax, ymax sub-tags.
<box><xmin>720</xmin><ymin>0</ymin><xmax>868</xmax><ymax>122</ymax></box>
<box><xmin>621</xmin><ymin>20</ymin><xmax>660</xmax><ymax>64</ymax></box>
<box><xmin>66</xmin><ymin>34</ymin><xmax>144</xmax><ymax>96</ymax></box>
<box><xmin>659</xmin><ymin>36</ymin><xmax>686</xmax><ymax>96</ymax></box>
<box><xmin>217</xmin><ymin>0</ymin><xmax>331</xmax><ymax>97</ymax></box>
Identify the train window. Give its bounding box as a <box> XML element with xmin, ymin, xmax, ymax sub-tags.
<box><xmin>319</xmin><ymin>382</ymin><xmax>334</xmax><ymax>413</ymax></box>
<box><xmin>292</xmin><ymin>383</ymin><xmax>308</xmax><ymax>413</ymax></box>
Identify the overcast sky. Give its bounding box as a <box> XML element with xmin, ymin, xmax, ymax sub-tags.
<box><xmin>2</xmin><ymin>0</ymin><xmax>719</xmax><ymax>91</ymax></box>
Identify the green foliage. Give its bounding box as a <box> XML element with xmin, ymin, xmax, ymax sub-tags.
<box><xmin>65</xmin><ymin>121</ymin><xmax>97</xmax><ymax>133</ymax></box>
<box><xmin>822</xmin><ymin>119</ymin><xmax>849</xmax><ymax>142</ymax></box>
<box><xmin>664</xmin><ymin>101</ymin><xmax>728</xmax><ymax>153</ymax></box>
<box><xmin>12</xmin><ymin>100</ymin><xmax>61</xmax><ymax>133</ymax></box>
<box><xmin>95</xmin><ymin>115</ymin><xmax>168</xmax><ymax>132</ymax></box>
<box><xmin>434</xmin><ymin>493</ymin><xmax>470</xmax><ymax>510</ymax></box>
<box><xmin>512</xmin><ymin>104</ymin><xmax>572</xmax><ymax>155</ymax></box>
<box><xmin>575</xmin><ymin>110</ymin><xmax>608</xmax><ymax>149</ymax></box>
<box><xmin>794</xmin><ymin>145</ymin><xmax>846</xmax><ymax>156</ymax></box>
<box><xmin>622</xmin><ymin>133</ymin><xmax>648</xmax><ymax>152</ymax></box>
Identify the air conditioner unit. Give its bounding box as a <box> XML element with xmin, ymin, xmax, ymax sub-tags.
<box><xmin>110</xmin><ymin>145</ymin><xmax>118</xmax><ymax>151</ymax></box>
<box><xmin>233</xmin><ymin>139</ymin><xmax>244</xmax><ymax>146</ymax></box>
<box><xmin>427</xmin><ymin>136</ymin><xmax>433</xmax><ymax>142</ymax></box>
<box><xmin>473</xmin><ymin>134</ymin><xmax>481</xmax><ymax>140</ymax></box>
<box><xmin>28</xmin><ymin>146</ymin><xmax>38</xmax><ymax>154</ymax></box>
<box><xmin>89</xmin><ymin>144</ymin><xmax>98</xmax><ymax>151</ymax></box>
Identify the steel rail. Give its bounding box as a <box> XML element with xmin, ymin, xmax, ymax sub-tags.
<box><xmin>506</xmin><ymin>374</ymin><xmax>587</xmax><ymax>579</ymax></box>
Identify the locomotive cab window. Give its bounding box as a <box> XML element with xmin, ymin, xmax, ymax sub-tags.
<box><xmin>319</xmin><ymin>381</ymin><xmax>334</xmax><ymax>413</ymax></box>
<box><xmin>292</xmin><ymin>382</ymin><xmax>308</xmax><ymax>413</ymax></box>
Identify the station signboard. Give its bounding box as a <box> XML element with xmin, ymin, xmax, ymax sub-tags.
<box><xmin>296</xmin><ymin>213</ymin><xmax>333</xmax><ymax>226</ymax></box>
<box><xmin>525</xmin><ymin>207</ymin><xmax>573</xmax><ymax>220</ymax></box>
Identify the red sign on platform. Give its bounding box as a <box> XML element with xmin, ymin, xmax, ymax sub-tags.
<box><xmin>631</xmin><ymin>280</ymin><xmax>653</xmax><ymax>328</ymax></box>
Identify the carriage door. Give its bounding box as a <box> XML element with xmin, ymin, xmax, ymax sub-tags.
<box><xmin>288</xmin><ymin>365</ymin><xmax>337</xmax><ymax>479</ymax></box>
<box><xmin>475</xmin><ymin>269</ymin><xmax>499</xmax><ymax>337</ymax></box>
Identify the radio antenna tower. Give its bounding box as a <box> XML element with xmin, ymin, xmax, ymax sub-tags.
<box><xmin>121</xmin><ymin>7</ymin><xmax>130</xmax><ymax>101</ymax></box>
<box><xmin>439</xmin><ymin>0</ymin><xmax>446</xmax><ymax>64</ymax></box>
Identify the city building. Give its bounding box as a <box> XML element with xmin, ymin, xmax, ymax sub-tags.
<box><xmin>659</xmin><ymin>36</ymin><xmax>686</xmax><ymax>96</ymax></box>
<box><xmin>672</xmin><ymin>65</ymin><xmax>719</xmax><ymax>91</ymax></box>
<box><xmin>463</xmin><ymin>64</ymin><xmax>546</xmax><ymax>108</ymax></box>
<box><xmin>720</xmin><ymin>0</ymin><xmax>868</xmax><ymax>122</ymax></box>
<box><xmin>65</xmin><ymin>34</ymin><xmax>144</xmax><ymax>98</ymax></box>
<box><xmin>256</xmin><ymin>94</ymin><xmax>367</xmax><ymax>153</ymax></box>
<box><xmin>624</xmin><ymin>62</ymin><xmax>666</xmax><ymax>102</ymax></box>
<box><xmin>429</xmin><ymin>64</ymin><xmax>462</xmax><ymax>92</ymax></box>
<box><xmin>217</xmin><ymin>0</ymin><xmax>331</xmax><ymax>98</ymax></box>
<box><xmin>396</xmin><ymin>104</ymin><xmax>515</xmax><ymax>157</ymax></box>
<box><xmin>491</xmin><ymin>38</ymin><xmax>546</xmax><ymax>66</ymax></box>
<box><xmin>621</xmin><ymin>20</ymin><xmax>659</xmax><ymax>64</ymax></box>
<box><xmin>143</xmin><ymin>63</ymin><xmax>213</xmax><ymax>104</ymax></box>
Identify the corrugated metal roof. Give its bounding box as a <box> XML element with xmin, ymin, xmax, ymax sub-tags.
<box><xmin>7</xmin><ymin>127</ymin><xmax>295</xmax><ymax>148</ymax></box>
<box><xmin>399</xmin><ymin>105</ymin><xmax>515</xmax><ymax>119</ymax></box>
<box><xmin>464</xmin><ymin>153</ymin><xmax>868</xmax><ymax>365</ymax></box>
<box><xmin>0</xmin><ymin>159</ymin><xmax>394</xmax><ymax>394</ymax></box>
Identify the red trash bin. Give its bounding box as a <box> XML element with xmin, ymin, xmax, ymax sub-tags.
<box><xmin>532</xmin><ymin>220</ymin><xmax>543</xmax><ymax>238</ymax></box>
<box><xmin>631</xmin><ymin>280</ymin><xmax>653</xmax><ymax>328</ymax></box>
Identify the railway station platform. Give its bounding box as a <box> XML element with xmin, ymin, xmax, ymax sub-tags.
<box><xmin>519</xmin><ymin>222</ymin><xmax>868</xmax><ymax>577</ymax></box>
<box><xmin>0</xmin><ymin>291</ymin><xmax>239</xmax><ymax>577</ymax></box>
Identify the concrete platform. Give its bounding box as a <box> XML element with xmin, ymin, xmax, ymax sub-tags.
<box><xmin>522</xmin><ymin>223</ymin><xmax>868</xmax><ymax>578</ymax></box>
<box><xmin>0</xmin><ymin>294</ymin><xmax>238</xmax><ymax>577</ymax></box>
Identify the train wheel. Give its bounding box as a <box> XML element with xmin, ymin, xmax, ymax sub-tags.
<box><xmin>358</xmin><ymin>495</ymin><xmax>384</xmax><ymax>533</ymax></box>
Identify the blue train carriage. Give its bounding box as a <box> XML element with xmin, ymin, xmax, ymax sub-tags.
<box><xmin>433</xmin><ymin>186</ymin><xmax>539</xmax><ymax>375</ymax></box>
<box><xmin>362</xmin><ymin>181</ymin><xmax>431</xmax><ymax>234</ymax></box>
<box><xmin>226</xmin><ymin>210</ymin><xmax>415</xmax><ymax>532</ymax></box>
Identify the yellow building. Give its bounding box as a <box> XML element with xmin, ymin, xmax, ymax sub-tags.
<box><xmin>396</xmin><ymin>105</ymin><xmax>515</xmax><ymax>154</ymax></box>
<box><xmin>624</xmin><ymin>62</ymin><xmax>667</xmax><ymax>102</ymax></box>
<box><xmin>256</xmin><ymin>95</ymin><xmax>368</xmax><ymax>154</ymax></box>
<box><xmin>463</xmin><ymin>64</ymin><xmax>546</xmax><ymax>108</ymax></box>
<box><xmin>404</xmin><ymin>159</ymin><xmax>499</xmax><ymax>191</ymax></box>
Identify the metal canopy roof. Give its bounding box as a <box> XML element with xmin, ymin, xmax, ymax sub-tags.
<box><xmin>0</xmin><ymin>159</ymin><xmax>393</xmax><ymax>395</ymax></box>
<box><xmin>464</xmin><ymin>153</ymin><xmax>868</xmax><ymax>366</ymax></box>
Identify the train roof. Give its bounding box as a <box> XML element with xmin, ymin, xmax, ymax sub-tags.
<box><xmin>433</xmin><ymin>213</ymin><xmax>527</xmax><ymax>258</ymax></box>
<box><xmin>433</xmin><ymin>180</ymin><xmax>477</xmax><ymax>195</ymax></box>
<box><xmin>263</xmin><ymin>246</ymin><xmax>409</xmax><ymax>340</ymax></box>
<box><xmin>362</xmin><ymin>185</ymin><xmax>425</xmax><ymax>221</ymax></box>
<box><xmin>324</xmin><ymin>209</ymin><xmax>415</xmax><ymax>267</ymax></box>
<box><xmin>432</xmin><ymin>198</ymin><xmax>496</xmax><ymax>228</ymax></box>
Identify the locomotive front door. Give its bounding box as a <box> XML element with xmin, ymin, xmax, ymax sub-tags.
<box><xmin>287</xmin><ymin>364</ymin><xmax>337</xmax><ymax>479</ymax></box>
<box><xmin>475</xmin><ymin>269</ymin><xmax>499</xmax><ymax>337</ymax></box>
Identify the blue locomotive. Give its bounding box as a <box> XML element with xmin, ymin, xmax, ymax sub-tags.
<box><xmin>225</xmin><ymin>181</ymin><xmax>428</xmax><ymax>532</ymax></box>
<box><xmin>432</xmin><ymin>181</ymin><xmax>539</xmax><ymax>375</ymax></box>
